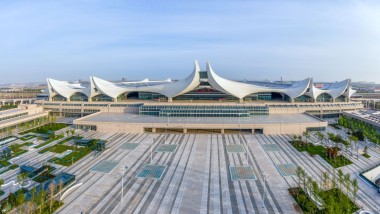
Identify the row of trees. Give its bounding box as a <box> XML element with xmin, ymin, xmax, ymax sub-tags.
<box><xmin>338</xmin><ymin>116</ymin><xmax>380</xmax><ymax>145</ymax></box>
<box><xmin>295</xmin><ymin>167</ymin><xmax>359</xmax><ymax>213</ymax></box>
<box><xmin>0</xmin><ymin>115</ymin><xmax>57</xmax><ymax>138</ymax></box>
<box><xmin>0</xmin><ymin>179</ymin><xmax>64</xmax><ymax>214</ymax></box>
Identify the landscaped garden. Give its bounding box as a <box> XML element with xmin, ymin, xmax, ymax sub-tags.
<box><xmin>20</xmin><ymin>134</ymin><xmax>35</xmax><ymax>141</ymax></box>
<box><xmin>327</xmin><ymin>132</ymin><xmax>349</xmax><ymax>146</ymax></box>
<box><xmin>0</xmin><ymin>105</ymin><xmax>17</xmax><ymax>111</ymax></box>
<box><xmin>291</xmin><ymin>167</ymin><xmax>359</xmax><ymax>214</ymax></box>
<box><xmin>19</xmin><ymin>123</ymin><xmax>68</xmax><ymax>135</ymax></box>
<box><xmin>338</xmin><ymin>116</ymin><xmax>380</xmax><ymax>145</ymax></box>
<box><xmin>34</xmin><ymin>133</ymin><xmax>65</xmax><ymax>149</ymax></box>
<box><xmin>0</xmin><ymin>142</ymin><xmax>32</xmax><ymax>169</ymax></box>
<box><xmin>0</xmin><ymin>182</ymin><xmax>64</xmax><ymax>213</ymax></box>
<box><xmin>289</xmin><ymin>137</ymin><xmax>352</xmax><ymax>168</ymax></box>
<box><xmin>48</xmin><ymin>139</ymin><xmax>101</xmax><ymax>166</ymax></box>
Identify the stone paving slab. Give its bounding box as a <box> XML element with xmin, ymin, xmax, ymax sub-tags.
<box><xmin>90</xmin><ymin>160</ymin><xmax>119</xmax><ymax>174</ymax></box>
<box><xmin>229</xmin><ymin>166</ymin><xmax>256</xmax><ymax>181</ymax></box>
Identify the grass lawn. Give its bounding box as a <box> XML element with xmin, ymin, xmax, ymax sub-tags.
<box><xmin>20</xmin><ymin>134</ymin><xmax>35</xmax><ymax>141</ymax></box>
<box><xmin>48</xmin><ymin>139</ymin><xmax>100</xmax><ymax>166</ymax></box>
<box><xmin>49</xmin><ymin>148</ymin><xmax>92</xmax><ymax>166</ymax></box>
<box><xmin>0</xmin><ymin>142</ymin><xmax>30</xmax><ymax>168</ymax></box>
<box><xmin>39</xmin><ymin>136</ymin><xmax>80</xmax><ymax>154</ymax></box>
<box><xmin>34</xmin><ymin>135</ymin><xmax>64</xmax><ymax>149</ymax></box>
<box><xmin>39</xmin><ymin>144</ymin><xmax>74</xmax><ymax>154</ymax></box>
<box><xmin>362</xmin><ymin>153</ymin><xmax>371</xmax><ymax>158</ymax></box>
<box><xmin>290</xmin><ymin>141</ymin><xmax>352</xmax><ymax>168</ymax></box>
<box><xmin>33</xmin><ymin>172</ymin><xmax>56</xmax><ymax>183</ymax></box>
<box><xmin>290</xmin><ymin>187</ymin><xmax>359</xmax><ymax>214</ymax></box>
<box><xmin>19</xmin><ymin>123</ymin><xmax>68</xmax><ymax>135</ymax></box>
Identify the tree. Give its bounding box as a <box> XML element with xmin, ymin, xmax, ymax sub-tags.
<box><xmin>296</xmin><ymin>167</ymin><xmax>303</xmax><ymax>188</ymax></box>
<box><xmin>363</xmin><ymin>145</ymin><xmax>368</xmax><ymax>156</ymax></box>
<box><xmin>48</xmin><ymin>182</ymin><xmax>57</xmax><ymax>213</ymax></box>
<box><xmin>17</xmin><ymin>173</ymin><xmax>28</xmax><ymax>186</ymax></box>
<box><xmin>16</xmin><ymin>190</ymin><xmax>26</xmax><ymax>214</ymax></box>
<box><xmin>36</xmin><ymin>188</ymin><xmax>46</xmax><ymax>214</ymax></box>
<box><xmin>352</xmin><ymin>179</ymin><xmax>358</xmax><ymax>203</ymax></box>
<box><xmin>58</xmin><ymin>179</ymin><xmax>64</xmax><ymax>200</ymax></box>
<box><xmin>322</xmin><ymin>171</ymin><xmax>329</xmax><ymax>189</ymax></box>
<box><xmin>348</xmin><ymin>135</ymin><xmax>359</xmax><ymax>159</ymax></box>
<box><xmin>0</xmin><ymin>178</ymin><xmax>4</xmax><ymax>192</ymax></box>
<box><xmin>337</xmin><ymin>169</ymin><xmax>344</xmax><ymax>189</ymax></box>
<box><xmin>302</xmin><ymin>131</ymin><xmax>310</xmax><ymax>147</ymax></box>
<box><xmin>316</xmin><ymin>132</ymin><xmax>325</xmax><ymax>144</ymax></box>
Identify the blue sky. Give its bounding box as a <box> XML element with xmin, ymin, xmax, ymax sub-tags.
<box><xmin>1</xmin><ymin>0</ymin><xmax>380</xmax><ymax>83</ymax></box>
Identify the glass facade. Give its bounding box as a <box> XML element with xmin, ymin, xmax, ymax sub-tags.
<box><xmin>294</xmin><ymin>95</ymin><xmax>312</xmax><ymax>102</ymax></box>
<box><xmin>92</xmin><ymin>94</ymin><xmax>114</xmax><ymax>102</ymax></box>
<box><xmin>70</xmin><ymin>92</ymin><xmax>88</xmax><ymax>101</ymax></box>
<box><xmin>139</xmin><ymin>105</ymin><xmax>269</xmax><ymax>117</ymax></box>
<box><xmin>335</xmin><ymin>95</ymin><xmax>347</xmax><ymax>102</ymax></box>
<box><xmin>316</xmin><ymin>93</ymin><xmax>332</xmax><ymax>102</ymax></box>
<box><xmin>52</xmin><ymin>95</ymin><xmax>67</xmax><ymax>101</ymax></box>
<box><xmin>173</xmin><ymin>88</ymin><xmax>238</xmax><ymax>101</ymax></box>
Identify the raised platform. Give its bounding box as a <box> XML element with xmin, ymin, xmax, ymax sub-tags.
<box><xmin>74</xmin><ymin>112</ymin><xmax>327</xmax><ymax>135</ymax></box>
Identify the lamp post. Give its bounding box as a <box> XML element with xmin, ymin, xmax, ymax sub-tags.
<box><xmin>121</xmin><ymin>166</ymin><xmax>128</xmax><ymax>201</ymax></box>
<box><xmin>262</xmin><ymin>171</ymin><xmax>268</xmax><ymax>208</ymax></box>
<box><xmin>151</xmin><ymin>137</ymin><xmax>154</xmax><ymax>163</ymax></box>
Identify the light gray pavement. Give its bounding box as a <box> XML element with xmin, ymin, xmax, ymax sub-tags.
<box><xmin>2</xmin><ymin>126</ymin><xmax>380</xmax><ymax>213</ymax></box>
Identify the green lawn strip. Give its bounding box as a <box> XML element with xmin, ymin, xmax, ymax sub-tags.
<box><xmin>19</xmin><ymin>123</ymin><xmax>68</xmax><ymax>135</ymax></box>
<box><xmin>290</xmin><ymin>141</ymin><xmax>352</xmax><ymax>168</ymax></box>
<box><xmin>39</xmin><ymin>144</ymin><xmax>74</xmax><ymax>154</ymax></box>
<box><xmin>329</xmin><ymin>123</ymin><xmax>341</xmax><ymax>130</ymax></box>
<box><xmin>0</xmin><ymin>143</ymin><xmax>29</xmax><ymax>168</ymax></box>
<box><xmin>20</xmin><ymin>134</ymin><xmax>35</xmax><ymax>141</ymax></box>
<box><xmin>9</xmin><ymin>164</ymin><xmax>19</xmax><ymax>170</ymax></box>
<box><xmin>1</xmin><ymin>189</ymin><xmax>63</xmax><ymax>214</ymax></box>
<box><xmin>49</xmin><ymin>148</ymin><xmax>91</xmax><ymax>166</ymax></box>
<box><xmin>0</xmin><ymin>160</ymin><xmax>11</xmax><ymax>168</ymax></box>
<box><xmin>39</xmin><ymin>136</ymin><xmax>80</xmax><ymax>154</ymax></box>
<box><xmin>289</xmin><ymin>188</ymin><xmax>318</xmax><ymax>213</ymax></box>
<box><xmin>48</xmin><ymin>139</ymin><xmax>100</xmax><ymax>166</ymax></box>
<box><xmin>34</xmin><ymin>135</ymin><xmax>64</xmax><ymax>149</ymax></box>
<box><xmin>362</xmin><ymin>153</ymin><xmax>371</xmax><ymax>158</ymax></box>
<box><xmin>328</xmin><ymin>133</ymin><xmax>349</xmax><ymax>146</ymax></box>
<box><xmin>290</xmin><ymin>188</ymin><xmax>359</xmax><ymax>214</ymax></box>
<box><xmin>58</xmin><ymin>136</ymin><xmax>80</xmax><ymax>145</ymax></box>
<box><xmin>8</xmin><ymin>142</ymin><xmax>32</xmax><ymax>153</ymax></box>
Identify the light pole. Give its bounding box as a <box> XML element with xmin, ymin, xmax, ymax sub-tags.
<box><xmin>121</xmin><ymin>166</ymin><xmax>128</xmax><ymax>201</ymax></box>
<box><xmin>262</xmin><ymin>171</ymin><xmax>268</xmax><ymax>208</ymax></box>
<box><xmin>151</xmin><ymin>137</ymin><xmax>154</xmax><ymax>163</ymax></box>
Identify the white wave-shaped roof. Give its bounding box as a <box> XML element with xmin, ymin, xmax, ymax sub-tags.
<box><xmin>47</xmin><ymin>61</ymin><xmax>355</xmax><ymax>101</ymax></box>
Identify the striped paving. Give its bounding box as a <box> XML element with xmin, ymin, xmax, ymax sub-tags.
<box><xmin>56</xmin><ymin>132</ymin><xmax>296</xmax><ymax>214</ymax></box>
<box><xmin>6</xmin><ymin>126</ymin><xmax>379</xmax><ymax>213</ymax></box>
